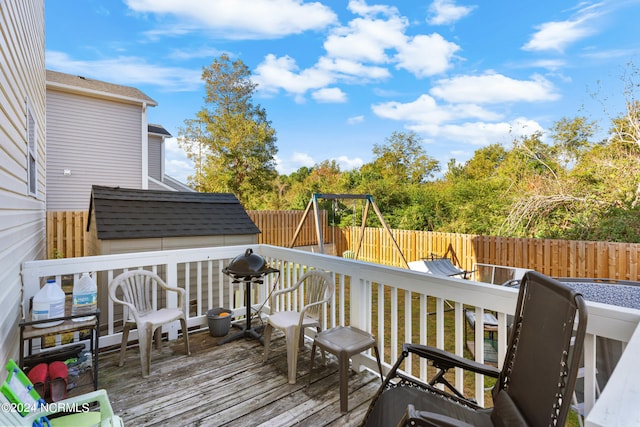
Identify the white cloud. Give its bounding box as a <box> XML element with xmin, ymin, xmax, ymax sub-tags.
<box><xmin>372</xmin><ymin>94</ymin><xmax>499</xmax><ymax>125</ymax></box>
<box><xmin>347</xmin><ymin>0</ymin><xmax>399</xmax><ymax>18</ymax></box>
<box><xmin>427</xmin><ymin>0</ymin><xmax>476</xmax><ymax>26</ymax></box>
<box><xmin>409</xmin><ymin>118</ymin><xmax>544</xmax><ymax>147</ymax></box>
<box><xmin>394</xmin><ymin>33</ymin><xmax>460</xmax><ymax>77</ymax></box>
<box><xmin>275</xmin><ymin>152</ymin><xmax>315</xmax><ymax>174</ymax></box>
<box><xmin>164</xmin><ymin>137</ymin><xmax>194</xmax><ymax>182</ymax></box>
<box><xmin>323</xmin><ymin>15</ymin><xmax>408</xmax><ymax>63</ymax></box>
<box><xmin>430</xmin><ymin>72</ymin><xmax>560</xmax><ymax>104</ymax></box>
<box><xmin>316</xmin><ymin>57</ymin><xmax>390</xmax><ymax>80</ymax></box>
<box><xmin>526</xmin><ymin>59</ymin><xmax>567</xmax><ymax>71</ymax></box>
<box><xmin>254</xmin><ymin>54</ymin><xmax>390</xmax><ymax>100</ymax></box>
<box><xmin>312</xmin><ymin>87</ymin><xmax>347</xmax><ymax>103</ymax></box>
<box><xmin>253</xmin><ymin>54</ymin><xmax>334</xmax><ymax>96</ymax></box>
<box><xmin>275</xmin><ymin>151</ymin><xmax>363</xmax><ymax>174</ymax></box>
<box><xmin>347</xmin><ymin>115</ymin><xmax>365</xmax><ymax>125</ymax></box>
<box><xmin>332</xmin><ymin>155</ymin><xmax>364</xmax><ymax>170</ymax></box>
<box><xmin>46</xmin><ymin>51</ymin><xmax>202</xmax><ymax>92</ymax></box>
<box><xmin>373</xmin><ymin>94</ymin><xmax>441</xmax><ymax>122</ymax></box>
<box><xmin>522</xmin><ymin>4</ymin><xmax>603</xmax><ymax>52</ymax></box>
<box><xmin>125</xmin><ymin>0</ymin><xmax>337</xmax><ymax>39</ymax></box>
<box><xmin>254</xmin><ymin>2</ymin><xmax>461</xmax><ymax>100</ymax></box>
<box><xmin>167</xmin><ymin>46</ymin><xmax>225</xmax><ymax>60</ymax></box>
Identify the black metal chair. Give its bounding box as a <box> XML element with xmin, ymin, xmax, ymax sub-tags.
<box><xmin>361</xmin><ymin>271</ymin><xmax>588</xmax><ymax>427</ymax></box>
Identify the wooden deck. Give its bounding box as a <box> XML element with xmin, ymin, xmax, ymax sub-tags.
<box><xmin>97</xmin><ymin>327</ymin><xmax>381</xmax><ymax>426</ymax></box>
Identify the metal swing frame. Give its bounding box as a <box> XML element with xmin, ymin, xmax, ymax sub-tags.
<box><xmin>288</xmin><ymin>193</ymin><xmax>409</xmax><ymax>268</ymax></box>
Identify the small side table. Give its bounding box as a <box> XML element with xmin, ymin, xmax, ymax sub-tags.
<box><xmin>309</xmin><ymin>326</ymin><xmax>383</xmax><ymax>413</ymax></box>
<box><xmin>19</xmin><ymin>309</ymin><xmax>100</xmax><ymax>391</ymax></box>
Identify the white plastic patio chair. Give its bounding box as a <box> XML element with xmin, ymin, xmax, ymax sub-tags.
<box><xmin>109</xmin><ymin>269</ymin><xmax>190</xmax><ymax>377</ymax></box>
<box><xmin>263</xmin><ymin>270</ymin><xmax>334</xmax><ymax>384</ymax></box>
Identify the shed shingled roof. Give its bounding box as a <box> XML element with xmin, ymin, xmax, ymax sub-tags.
<box><xmin>88</xmin><ymin>185</ymin><xmax>260</xmax><ymax>240</ymax></box>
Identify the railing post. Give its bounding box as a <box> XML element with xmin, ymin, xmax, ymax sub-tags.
<box><xmin>349</xmin><ymin>273</ymin><xmax>367</xmax><ymax>330</ymax></box>
<box><xmin>20</xmin><ymin>266</ymin><xmax>40</xmax><ymax>318</ymax></box>
<box><xmin>166</xmin><ymin>262</ymin><xmax>179</xmax><ymax>340</ymax></box>
<box><xmin>583</xmin><ymin>333</ymin><xmax>597</xmax><ymax>416</ymax></box>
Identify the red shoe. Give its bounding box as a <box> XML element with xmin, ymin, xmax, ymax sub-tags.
<box><xmin>49</xmin><ymin>361</ymin><xmax>68</xmax><ymax>402</ymax></box>
<box><xmin>27</xmin><ymin>363</ymin><xmax>48</xmax><ymax>399</ymax></box>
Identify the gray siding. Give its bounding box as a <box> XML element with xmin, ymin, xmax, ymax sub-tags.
<box><xmin>148</xmin><ymin>133</ymin><xmax>163</xmax><ymax>180</ymax></box>
<box><xmin>0</xmin><ymin>0</ymin><xmax>46</xmax><ymax>367</ymax></box>
<box><xmin>46</xmin><ymin>90</ymin><xmax>144</xmax><ymax>210</ymax></box>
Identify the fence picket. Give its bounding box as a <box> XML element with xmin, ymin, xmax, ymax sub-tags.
<box><xmin>46</xmin><ymin>211</ymin><xmax>640</xmax><ymax>281</ymax></box>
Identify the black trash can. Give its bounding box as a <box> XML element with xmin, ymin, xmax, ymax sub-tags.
<box><xmin>206</xmin><ymin>308</ymin><xmax>233</xmax><ymax>337</ymax></box>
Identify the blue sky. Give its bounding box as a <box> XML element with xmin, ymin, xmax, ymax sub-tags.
<box><xmin>46</xmin><ymin>0</ymin><xmax>640</xmax><ymax>183</ymax></box>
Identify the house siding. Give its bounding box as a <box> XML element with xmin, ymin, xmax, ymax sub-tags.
<box><xmin>148</xmin><ymin>133</ymin><xmax>163</xmax><ymax>181</ymax></box>
<box><xmin>46</xmin><ymin>90</ymin><xmax>144</xmax><ymax>210</ymax></box>
<box><xmin>0</xmin><ymin>0</ymin><xmax>46</xmax><ymax>367</ymax></box>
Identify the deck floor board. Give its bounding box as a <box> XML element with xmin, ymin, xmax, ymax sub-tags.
<box><xmin>96</xmin><ymin>328</ymin><xmax>379</xmax><ymax>426</ymax></box>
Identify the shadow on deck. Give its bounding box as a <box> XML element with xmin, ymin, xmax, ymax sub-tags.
<box><xmin>97</xmin><ymin>328</ymin><xmax>380</xmax><ymax>426</ymax></box>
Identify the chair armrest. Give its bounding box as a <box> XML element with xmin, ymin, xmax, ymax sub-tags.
<box><xmin>296</xmin><ymin>299</ymin><xmax>329</xmax><ymax>325</ymax></box>
<box><xmin>400</xmin><ymin>404</ymin><xmax>476</xmax><ymax>427</ymax></box>
<box><xmin>269</xmin><ymin>285</ymin><xmax>296</xmax><ymax>310</ymax></box>
<box><xmin>156</xmin><ymin>281</ymin><xmax>186</xmax><ymax>295</ymax></box>
<box><xmin>404</xmin><ymin>343</ymin><xmax>500</xmax><ymax>378</ymax></box>
<box><xmin>271</xmin><ymin>285</ymin><xmax>297</xmax><ymax>299</ymax></box>
<box><xmin>161</xmin><ymin>285</ymin><xmax>186</xmax><ymax>309</ymax></box>
<box><xmin>26</xmin><ymin>389</ymin><xmax>118</xmax><ymax>423</ymax></box>
<box><xmin>108</xmin><ymin>291</ymin><xmax>138</xmax><ymax>318</ymax></box>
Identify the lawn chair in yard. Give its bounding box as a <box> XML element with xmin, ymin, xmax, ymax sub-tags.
<box><xmin>408</xmin><ymin>258</ymin><xmax>473</xmax><ymax>279</ymax></box>
<box><xmin>1</xmin><ymin>359</ymin><xmax>122</xmax><ymax>426</ymax></box>
<box><xmin>362</xmin><ymin>271</ymin><xmax>587</xmax><ymax>427</ymax></box>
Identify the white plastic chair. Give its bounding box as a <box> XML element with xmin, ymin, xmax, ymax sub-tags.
<box><xmin>263</xmin><ymin>270</ymin><xmax>334</xmax><ymax>384</ymax></box>
<box><xmin>109</xmin><ymin>269</ymin><xmax>190</xmax><ymax>377</ymax></box>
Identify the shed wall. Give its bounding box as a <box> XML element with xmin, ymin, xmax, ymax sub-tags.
<box><xmin>94</xmin><ymin>234</ymin><xmax>258</xmax><ymax>320</ymax></box>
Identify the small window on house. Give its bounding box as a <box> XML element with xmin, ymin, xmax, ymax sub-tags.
<box><xmin>26</xmin><ymin>98</ymin><xmax>37</xmax><ymax>196</ymax></box>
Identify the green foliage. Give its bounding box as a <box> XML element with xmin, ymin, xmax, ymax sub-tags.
<box><xmin>177</xmin><ymin>59</ymin><xmax>640</xmax><ymax>243</ymax></box>
<box><xmin>370</xmin><ymin>131</ymin><xmax>440</xmax><ymax>184</ymax></box>
<box><xmin>178</xmin><ymin>54</ymin><xmax>277</xmax><ymax>209</ymax></box>
<box><xmin>261</xmin><ymin>116</ymin><xmax>640</xmax><ymax>242</ymax></box>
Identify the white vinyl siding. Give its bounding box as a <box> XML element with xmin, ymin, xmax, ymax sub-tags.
<box><xmin>148</xmin><ymin>133</ymin><xmax>163</xmax><ymax>180</ymax></box>
<box><xmin>27</xmin><ymin>99</ymin><xmax>38</xmax><ymax>195</ymax></box>
<box><xmin>46</xmin><ymin>90</ymin><xmax>144</xmax><ymax>210</ymax></box>
<box><xmin>0</xmin><ymin>0</ymin><xmax>46</xmax><ymax>367</ymax></box>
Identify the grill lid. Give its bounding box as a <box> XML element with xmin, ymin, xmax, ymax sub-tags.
<box><xmin>223</xmin><ymin>248</ymin><xmax>276</xmax><ymax>279</ymax></box>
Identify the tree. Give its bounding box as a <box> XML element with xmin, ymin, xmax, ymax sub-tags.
<box><xmin>549</xmin><ymin>116</ymin><xmax>596</xmax><ymax>168</ymax></box>
<box><xmin>179</xmin><ymin>54</ymin><xmax>278</xmax><ymax>208</ymax></box>
<box><xmin>370</xmin><ymin>131</ymin><xmax>440</xmax><ymax>184</ymax></box>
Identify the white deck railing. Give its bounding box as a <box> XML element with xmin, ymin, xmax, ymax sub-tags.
<box><xmin>21</xmin><ymin>244</ymin><xmax>640</xmax><ymax>424</ymax></box>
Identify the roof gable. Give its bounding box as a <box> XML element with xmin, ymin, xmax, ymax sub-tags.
<box><xmin>88</xmin><ymin>186</ymin><xmax>260</xmax><ymax>240</ymax></box>
<box><xmin>148</xmin><ymin>124</ymin><xmax>172</xmax><ymax>137</ymax></box>
<box><xmin>46</xmin><ymin>70</ymin><xmax>157</xmax><ymax>106</ymax></box>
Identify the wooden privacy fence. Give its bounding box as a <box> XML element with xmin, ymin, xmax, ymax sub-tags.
<box><xmin>339</xmin><ymin>227</ymin><xmax>640</xmax><ymax>282</ymax></box>
<box><xmin>248</xmin><ymin>210</ymin><xmax>329</xmax><ymax>247</ymax></box>
<box><xmin>46</xmin><ymin>211</ymin><xmax>640</xmax><ymax>281</ymax></box>
<box><xmin>47</xmin><ymin>211</ymin><xmax>88</xmax><ymax>258</ymax></box>
<box><xmin>46</xmin><ymin>210</ymin><xmax>329</xmax><ymax>259</ymax></box>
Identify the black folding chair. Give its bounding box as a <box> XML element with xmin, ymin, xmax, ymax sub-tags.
<box><xmin>362</xmin><ymin>271</ymin><xmax>588</xmax><ymax>427</ymax></box>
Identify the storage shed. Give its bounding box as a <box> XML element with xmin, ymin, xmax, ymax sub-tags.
<box><xmin>86</xmin><ymin>185</ymin><xmax>260</xmax><ymax>256</ymax></box>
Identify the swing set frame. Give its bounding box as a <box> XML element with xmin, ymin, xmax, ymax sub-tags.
<box><xmin>288</xmin><ymin>193</ymin><xmax>409</xmax><ymax>268</ymax></box>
